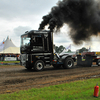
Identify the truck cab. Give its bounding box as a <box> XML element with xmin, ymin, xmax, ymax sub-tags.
<box><xmin>20</xmin><ymin>30</ymin><xmax>54</xmax><ymax>70</ymax></box>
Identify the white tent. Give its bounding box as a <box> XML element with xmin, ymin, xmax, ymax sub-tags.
<box><xmin>0</xmin><ymin>36</ymin><xmax>20</xmax><ymax>54</ymax></box>
<box><xmin>0</xmin><ymin>47</ymin><xmax>20</xmax><ymax>54</ymax></box>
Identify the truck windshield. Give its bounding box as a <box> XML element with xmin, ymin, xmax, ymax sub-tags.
<box><xmin>21</xmin><ymin>35</ymin><xmax>31</xmax><ymax>46</ymax></box>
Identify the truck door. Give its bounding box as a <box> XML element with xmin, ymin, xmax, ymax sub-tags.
<box><xmin>44</xmin><ymin>36</ymin><xmax>49</xmax><ymax>52</ymax></box>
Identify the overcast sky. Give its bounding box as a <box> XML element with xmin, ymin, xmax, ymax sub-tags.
<box><xmin>0</xmin><ymin>0</ymin><xmax>100</xmax><ymax>51</ymax></box>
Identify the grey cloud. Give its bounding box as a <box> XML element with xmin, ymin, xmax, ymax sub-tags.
<box><xmin>0</xmin><ymin>0</ymin><xmax>58</xmax><ymax>20</ymax></box>
<box><xmin>54</xmin><ymin>37</ymin><xmax>71</xmax><ymax>43</ymax></box>
<box><xmin>14</xmin><ymin>26</ymin><xmax>32</xmax><ymax>36</ymax></box>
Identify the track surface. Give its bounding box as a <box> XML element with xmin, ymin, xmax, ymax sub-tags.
<box><xmin>0</xmin><ymin>64</ymin><xmax>100</xmax><ymax>94</ymax></box>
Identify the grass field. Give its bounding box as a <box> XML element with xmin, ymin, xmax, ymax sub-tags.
<box><xmin>0</xmin><ymin>61</ymin><xmax>20</xmax><ymax>63</ymax></box>
<box><xmin>0</xmin><ymin>78</ymin><xmax>100</xmax><ymax>100</ymax></box>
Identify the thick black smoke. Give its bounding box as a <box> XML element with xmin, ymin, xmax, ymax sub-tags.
<box><xmin>39</xmin><ymin>0</ymin><xmax>100</xmax><ymax>44</ymax></box>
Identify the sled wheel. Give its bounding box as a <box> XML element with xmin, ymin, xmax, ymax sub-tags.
<box><xmin>96</xmin><ymin>59</ymin><xmax>100</xmax><ymax>66</ymax></box>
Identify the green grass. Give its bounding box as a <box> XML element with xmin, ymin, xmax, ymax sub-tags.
<box><xmin>0</xmin><ymin>78</ymin><xmax>100</xmax><ymax>100</ymax></box>
<box><xmin>0</xmin><ymin>61</ymin><xmax>20</xmax><ymax>63</ymax></box>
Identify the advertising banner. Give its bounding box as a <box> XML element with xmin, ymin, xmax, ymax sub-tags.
<box><xmin>4</xmin><ymin>57</ymin><xmax>17</xmax><ymax>61</ymax></box>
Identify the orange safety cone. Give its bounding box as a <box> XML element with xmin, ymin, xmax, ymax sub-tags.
<box><xmin>93</xmin><ymin>83</ymin><xmax>99</xmax><ymax>97</ymax></box>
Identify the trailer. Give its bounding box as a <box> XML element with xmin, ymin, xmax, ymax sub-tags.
<box><xmin>20</xmin><ymin>30</ymin><xmax>76</xmax><ymax>71</ymax></box>
<box><xmin>77</xmin><ymin>51</ymin><xmax>100</xmax><ymax>67</ymax></box>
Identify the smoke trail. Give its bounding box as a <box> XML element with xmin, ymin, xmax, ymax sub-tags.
<box><xmin>39</xmin><ymin>0</ymin><xmax>100</xmax><ymax>44</ymax></box>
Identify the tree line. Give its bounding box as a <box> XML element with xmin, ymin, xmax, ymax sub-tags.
<box><xmin>54</xmin><ymin>45</ymin><xmax>88</xmax><ymax>54</ymax></box>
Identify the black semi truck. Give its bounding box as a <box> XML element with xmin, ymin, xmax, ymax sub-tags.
<box><xmin>20</xmin><ymin>30</ymin><xmax>76</xmax><ymax>71</ymax></box>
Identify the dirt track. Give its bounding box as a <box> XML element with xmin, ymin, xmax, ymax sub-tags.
<box><xmin>0</xmin><ymin>64</ymin><xmax>100</xmax><ymax>94</ymax></box>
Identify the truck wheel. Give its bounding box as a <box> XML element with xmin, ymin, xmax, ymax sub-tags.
<box><xmin>96</xmin><ymin>59</ymin><xmax>100</xmax><ymax>66</ymax></box>
<box><xmin>63</xmin><ymin>57</ymin><xmax>74</xmax><ymax>69</ymax></box>
<box><xmin>34</xmin><ymin>60</ymin><xmax>44</xmax><ymax>71</ymax></box>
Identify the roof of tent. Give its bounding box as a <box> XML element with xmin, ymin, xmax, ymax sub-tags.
<box><xmin>0</xmin><ymin>36</ymin><xmax>20</xmax><ymax>54</ymax></box>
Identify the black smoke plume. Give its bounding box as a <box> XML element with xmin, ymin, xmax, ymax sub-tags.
<box><xmin>39</xmin><ymin>0</ymin><xmax>100</xmax><ymax>44</ymax></box>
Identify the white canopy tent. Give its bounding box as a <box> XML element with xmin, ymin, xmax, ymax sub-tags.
<box><xmin>0</xmin><ymin>47</ymin><xmax>20</xmax><ymax>54</ymax></box>
<box><xmin>0</xmin><ymin>36</ymin><xmax>20</xmax><ymax>54</ymax></box>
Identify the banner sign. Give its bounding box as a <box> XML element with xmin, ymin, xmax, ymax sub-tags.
<box><xmin>4</xmin><ymin>57</ymin><xmax>17</xmax><ymax>61</ymax></box>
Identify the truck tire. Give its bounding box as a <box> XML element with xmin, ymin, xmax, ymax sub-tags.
<box><xmin>63</xmin><ymin>57</ymin><xmax>74</xmax><ymax>69</ymax></box>
<box><xmin>34</xmin><ymin>60</ymin><xmax>44</xmax><ymax>71</ymax></box>
<box><xmin>96</xmin><ymin>59</ymin><xmax>100</xmax><ymax>66</ymax></box>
